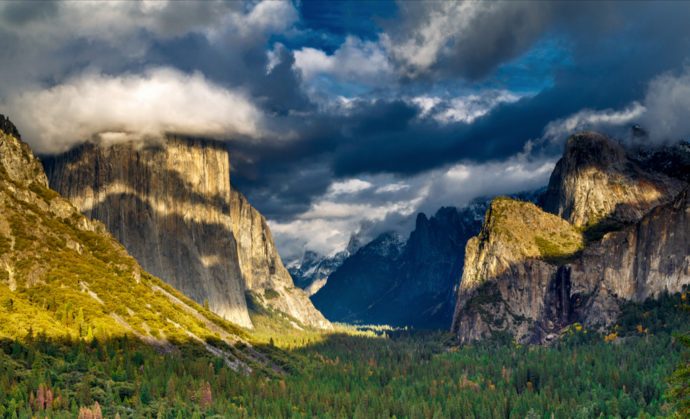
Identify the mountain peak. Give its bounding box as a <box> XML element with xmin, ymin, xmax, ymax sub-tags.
<box><xmin>0</xmin><ymin>117</ymin><xmax>48</xmax><ymax>188</ymax></box>
<box><xmin>543</xmin><ymin>131</ymin><xmax>685</xmax><ymax>226</ymax></box>
<box><xmin>0</xmin><ymin>114</ymin><xmax>21</xmax><ymax>140</ymax></box>
<box><xmin>563</xmin><ymin>131</ymin><xmax>626</xmax><ymax>171</ymax></box>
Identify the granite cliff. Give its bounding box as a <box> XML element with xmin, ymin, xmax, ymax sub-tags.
<box><xmin>313</xmin><ymin>190</ymin><xmax>542</xmax><ymax>328</ymax></box>
<box><xmin>43</xmin><ymin>137</ymin><xmax>329</xmax><ymax>330</ymax></box>
<box><xmin>542</xmin><ymin>131</ymin><xmax>685</xmax><ymax>227</ymax></box>
<box><xmin>453</xmin><ymin>132</ymin><xmax>690</xmax><ymax>343</ymax></box>
<box><xmin>0</xmin><ymin>115</ymin><xmax>269</xmax><ymax>371</ymax></box>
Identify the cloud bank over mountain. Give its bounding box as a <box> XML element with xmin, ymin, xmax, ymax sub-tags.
<box><xmin>1</xmin><ymin>0</ymin><xmax>689</xmax><ymax>258</ymax></box>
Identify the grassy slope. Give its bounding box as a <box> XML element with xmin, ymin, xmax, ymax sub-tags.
<box><xmin>481</xmin><ymin>197</ymin><xmax>585</xmax><ymax>265</ymax></box>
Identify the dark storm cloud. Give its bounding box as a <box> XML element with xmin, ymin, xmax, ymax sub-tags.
<box><xmin>2</xmin><ymin>1</ymin><xmax>690</xmax><ymax>257</ymax></box>
<box><xmin>149</xmin><ymin>35</ymin><xmax>312</xmax><ymax>115</ymax></box>
<box><xmin>381</xmin><ymin>1</ymin><xmax>618</xmax><ymax>81</ymax></box>
<box><xmin>230</xmin><ymin>1</ymin><xmax>690</xmax><ymax>226</ymax></box>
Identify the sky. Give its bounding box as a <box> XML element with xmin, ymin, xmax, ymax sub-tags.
<box><xmin>1</xmin><ymin>1</ymin><xmax>690</xmax><ymax>263</ymax></box>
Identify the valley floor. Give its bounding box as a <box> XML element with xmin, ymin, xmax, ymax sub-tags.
<box><xmin>1</xmin><ymin>291</ymin><xmax>688</xmax><ymax>418</ymax></box>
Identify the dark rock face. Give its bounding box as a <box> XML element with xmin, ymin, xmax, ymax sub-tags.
<box><xmin>453</xmin><ymin>132</ymin><xmax>690</xmax><ymax>344</ymax></box>
<box><xmin>311</xmin><ymin>206</ymin><xmax>476</xmax><ymax>328</ymax></box>
<box><xmin>42</xmin><ymin>138</ymin><xmax>329</xmax><ymax>329</ymax></box>
<box><xmin>389</xmin><ymin>207</ymin><xmax>484</xmax><ymax>327</ymax></box>
<box><xmin>311</xmin><ymin>232</ymin><xmax>406</xmax><ymax>325</ymax></box>
<box><xmin>630</xmin><ymin>140</ymin><xmax>690</xmax><ymax>182</ymax></box>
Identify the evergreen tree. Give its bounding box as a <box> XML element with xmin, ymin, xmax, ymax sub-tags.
<box><xmin>669</xmin><ymin>300</ymin><xmax>690</xmax><ymax>417</ymax></box>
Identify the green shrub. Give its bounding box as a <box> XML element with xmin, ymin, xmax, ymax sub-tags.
<box><xmin>263</xmin><ymin>288</ymin><xmax>280</xmax><ymax>300</ymax></box>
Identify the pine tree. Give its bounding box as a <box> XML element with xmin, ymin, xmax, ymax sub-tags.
<box><xmin>92</xmin><ymin>401</ymin><xmax>103</xmax><ymax>419</ymax></box>
<box><xmin>36</xmin><ymin>384</ymin><xmax>46</xmax><ymax>410</ymax></box>
<box><xmin>200</xmin><ymin>381</ymin><xmax>212</xmax><ymax>410</ymax></box>
<box><xmin>78</xmin><ymin>406</ymin><xmax>94</xmax><ymax>419</ymax></box>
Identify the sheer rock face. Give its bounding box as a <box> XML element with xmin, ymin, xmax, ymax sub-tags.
<box><xmin>453</xmin><ymin>138</ymin><xmax>690</xmax><ymax>344</ymax></box>
<box><xmin>0</xmin><ymin>123</ymin><xmax>270</xmax><ymax>367</ymax></box>
<box><xmin>43</xmin><ymin>137</ymin><xmax>329</xmax><ymax>330</ymax></box>
<box><xmin>568</xmin><ymin>185</ymin><xmax>690</xmax><ymax>324</ymax></box>
<box><xmin>542</xmin><ymin>131</ymin><xmax>685</xmax><ymax>227</ymax></box>
<box><xmin>311</xmin><ymin>204</ymin><xmax>487</xmax><ymax>328</ymax></box>
<box><xmin>311</xmin><ymin>232</ymin><xmax>406</xmax><ymax>325</ymax></box>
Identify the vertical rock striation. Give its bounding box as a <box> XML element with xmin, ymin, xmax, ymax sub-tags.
<box><xmin>43</xmin><ymin>137</ymin><xmax>329</xmax><ymax>329</ymax></box>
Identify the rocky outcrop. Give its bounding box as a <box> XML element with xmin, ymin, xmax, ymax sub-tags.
<box><xmin>567</xmin><ymin>184</ymin><xmax>690</xmax><ymax>327</ymax></box>
<box><xmin>452</xmin><ymin>187</ymin><xmax>690</xmax><ymax>344</ymax></box>
<box><xmin>542</xmin><ymin>131</ymin><xmax>684</xmax><ymax>227</ymax></box>
<box><xmin>453</xmin><ymin>132</ymin><xmax>690</xmax><ymax>344</ymax></box>
<box><xmin>42</xmin><ymin>137</ymin><xmax>329</xmax><ymax>330</ymax></box>
<box><xmin>0</xmin><ymin>114</ymin><xmax>21</xmax><ymax>141</ymax></box>
<box><xmin>451</xmin><ymin>198</ymin><xmax>583</xmax><ymax>343</ymax></box>
<box><xmin>0</xmin><ymin>115</ymin><xmax>47</xmax><ymax>187</ymax></box>
<box><xmin>631</xmin><ymin>140</ymin><xmax>690</xmax><ymax>182</ymax></box>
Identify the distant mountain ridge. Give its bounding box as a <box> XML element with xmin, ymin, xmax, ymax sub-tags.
<box><xmin>288</xmin><ymin>235</ymin><xmax>362</xmax><ymax>296</ymax></box>
<box><xmin>311</xmin><ymin>189</ymin><xmax>543</xmax><ymax>328</ymax></box>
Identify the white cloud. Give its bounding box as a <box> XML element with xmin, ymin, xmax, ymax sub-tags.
<box><xmin>0</xmin><ymin>1</ymin><xmax>231</xmax><ymax>46</ymax></box>
<box><xmin>246</xmin><ymin>0</ymin><xmax>298</xmax><ymax>35</ymax></box>
<box><xmin>411</xmin><ymin>96</ymin><xmax>441</xmax><ymax>117</ymax></box>
<box><xmin>411</xmin><ymin>90</ymin><xmax>523</xmax><ymax>125</ymax></box>
<box><xmin>640</xmin><ymin>68</ymin><xmax>690</xmax><ymax>141</ymax></box>
<box><xmin>0</xmin><ymin>1</ymin><xmax>295</xmax><ymax>45</ymax></box>
<box><xmin>269</xmin><ymin>154</ymin><xmax>557</xmax><ymax>261</ymax></box>
<box><xmin>5</xmin><ymin>68</ymin><xmax>264</xmax><ymax>154</ymax></box>
<box><xmin>206</xmin><ymin>0</ymin><xmax>298</xmax><ymax>41</ymax></box>
<box><xmin>375</xmin><ymin>183</ymin><xmax>409</xmax><ymax>194</ymax></box>
<box><xmin>327</xmin><ymin>179</ymin><xmax>373</xmax><ymax>196</ymax></box>
<box><xmin>537</xmin><ymin>67</ymin><xmax>690</xmax><ymax>146</ymax></box>
<box><xmin>381</xmin><ymin>1</ymin><xmax>486</xmax><ymax>78</ymax></box>
<box><xmin>293</xmin><ymin>36</ymin><xmax>393</xmax><ymax>84</ymax></box>
<box><xmin>540</xmin><ymin>102</ymin><xmax>646</xmax><ymax>145</ymax></box>
<box><xmin>266</xmin><ymin>45</ymin><xmax>283</xmax><ymax>74</ymax></box>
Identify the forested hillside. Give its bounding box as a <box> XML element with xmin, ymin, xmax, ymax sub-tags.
<box><xmin>1</xmin><ymin>290</ymin><xmax>688</xmax><ymax>417</ymax></box>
